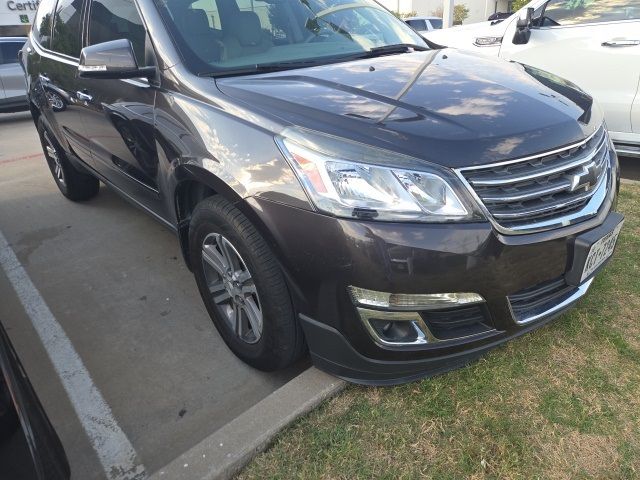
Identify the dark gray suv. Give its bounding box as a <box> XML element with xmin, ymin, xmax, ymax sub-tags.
<box><xmin>23</xmin><ymin>0</ymin><xmax>622</xmax><ymax>384</ymax></box>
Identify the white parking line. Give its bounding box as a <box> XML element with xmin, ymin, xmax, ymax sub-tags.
<box><xmin>0</xmin><ymin>229</ymin><xmax>147</xmax><ymax>480</ymax></box>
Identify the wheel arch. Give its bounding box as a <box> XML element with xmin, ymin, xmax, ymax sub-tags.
<box><xmin>173</xmin><ymin>164</ymin><xmax>277</xmax><ymax>271</ymax></box>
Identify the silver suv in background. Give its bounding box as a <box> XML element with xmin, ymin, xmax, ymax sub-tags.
<box><xmin>0</xmin><ymin>37</ymin><xmax>28</xmax><ymax>113</ymax></box>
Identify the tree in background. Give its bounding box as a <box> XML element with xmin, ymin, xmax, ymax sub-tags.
<box><xmin>432</xmin><ymin>3</ymin><xmax>470</xmax><ymax>24</ymax></box>
<box><xmin>511</xmin><ymin>0</ymin><xmax>529</xmax><ymax>11</ymax></box>
<box><xmin>431</xmin><ymin>5</ymin><xmax>444</xmax><ymax>17</ymax></box>
<box><xmin>391</xmin><ymin>10</ymin><xmax>418</xmax><ymax>18</ymax></box>
<box><xmin>454</xmin><ymin>4</ymin><xmax>469</xmax><ymax>24</ymax></box>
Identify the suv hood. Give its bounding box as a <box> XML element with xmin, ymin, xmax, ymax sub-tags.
<box><xmin>216</xmin><ymin>49</ymin><xmax>601</xmax><ymax>168</ymax></box>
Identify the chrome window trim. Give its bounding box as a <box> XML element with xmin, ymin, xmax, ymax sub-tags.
<box><xmin>30</xmin><ymin>32</ymin><xmax>79</xmax><ymax>66</ymax></box>
<box><xmin>535</xmin><ymin>18</ymin><xmax>640</xmax><ymax>30</ymax></box>
<box><xmin>30</xmin><ymin>32</ymin><xmax>152</xmax><ymax>87</ymax></box>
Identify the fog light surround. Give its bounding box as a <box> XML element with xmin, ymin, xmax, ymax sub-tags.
<box><xmin>357</xmin><ymin>308</ymin><xmax>434</xmax><ymax>346</ymax></box>
<box><xmin>348</xmin><ymin>286</ymin><xmax>484</xmax><ymax>311</ymax></box>
<box><xmin>350</xmin><ymin>287</ymin><xmax>488</xmax><ymax>347</ymax></box>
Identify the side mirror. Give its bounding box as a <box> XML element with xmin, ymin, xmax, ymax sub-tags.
<box><xmin>78</xmin><ymin>39</ymin><xmax>156</xmax><ymax>80</ymax></box>
<box><xmin>513</xmin><ymin>7</ymin><xmax>534</xmax><ymax>45</ymax></box>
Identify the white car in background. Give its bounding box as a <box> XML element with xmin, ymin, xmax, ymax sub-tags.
<box><xmin>404</xmin><ymin>16</ymin><xmax>443</xmax><ymax>34</ymax></box>
<box><xmin>424</xmin><ymin>0</ymin><xmax>640</xmax><ymax>157</ymax></box>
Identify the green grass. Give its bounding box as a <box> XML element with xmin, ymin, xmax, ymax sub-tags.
<box><xmin>239</xmin><ymin>183</ymin><xmax>640</xmax><ymax>480</ymax></box>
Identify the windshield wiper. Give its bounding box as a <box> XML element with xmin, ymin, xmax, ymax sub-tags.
<box><xmin>200</xmin><ymin>44</ymin><xmax>430</xmax><ymax>78</ymax></box>
<box><xmin>200</xmin><ymin>59</ymin><xmax>325</xmax><ymax>78</ymax></box>
<box><xmin>358</xmin><ymin>43</ymin><xmax>430</xmax><ymax>58</ymax></box>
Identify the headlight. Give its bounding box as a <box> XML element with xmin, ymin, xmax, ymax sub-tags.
<box><xmin>277</xmin><ymin>131</ymin><xmax>483</xmax><ymax>223</ymax></box>
<box><xmin>473</xmin><ymin>36</ymin><xmax>502</xmax><ymax>46</ymax></box>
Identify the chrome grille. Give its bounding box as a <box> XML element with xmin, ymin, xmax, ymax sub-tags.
<box><xmin>457</xmin><ymin>127</ymin><xmax>610</xmax><ymax>234</ymax></box>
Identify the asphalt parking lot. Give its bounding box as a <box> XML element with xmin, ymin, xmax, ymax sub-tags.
<box><xmin>0</xmin><ymin>111</ymin><xmax>310</xmax><ymax>479</ymax></box>
<box><xmin>1</xmin><ymin>110</ymin><xmax>639</xmax><ymax>479</ymax></box>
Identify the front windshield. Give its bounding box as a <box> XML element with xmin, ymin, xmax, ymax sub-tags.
<box><xmin>155</xmin><ymin>0</ymin><xmax>426</xmax><ymax>75</ymax></box>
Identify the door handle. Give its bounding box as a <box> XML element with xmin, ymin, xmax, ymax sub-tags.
<box><xmin>76</xmin><ymin>90</ymin><xmax>93</xmax><ymax>102</ymax></box>
<box><xmin>601</xmin><ymin>39</ymin><xmax>640</xmax><ymax>47</ymax></box>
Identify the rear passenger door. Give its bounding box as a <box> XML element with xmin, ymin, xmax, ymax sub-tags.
<box><xmin>33</xmin><ymin>0</ymin><xmax>95</xmax><ymax>165</ymax></box>
<box><xmin>79</xmin><ymin>0</ymin><xmax>162</xmax><ymax>214</ymax></box>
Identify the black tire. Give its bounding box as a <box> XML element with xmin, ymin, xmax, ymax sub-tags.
<box><xmin>36</xmin><ymin>118</ymin><xmax>99</xmax><ymax>201</ymax></box>
<box><xmin>189</xmin><ymin>196</ymin><xmax>305</xmax><ymax>371</ymax></box>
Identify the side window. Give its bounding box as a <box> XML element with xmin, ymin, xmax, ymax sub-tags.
<box><xmin>33</xmin><ymin>0</ymin><xmax>56</xmax><ymax>48</ymax></box>
<box><xmin>50</xmin><ymin>0</ymin><xmax>83</xmax><ymax>57</ymax></box>
<box><xmin>0</xmin><ymin>42</ymin><xmax>25</xmax><ymax>65</ymax></box>
<box><xmin>543</xmin><ymin>0</ymin><xmax>640</xmax><ymax>26</ymax></box>
<box><xmin>88</xmin><ymin>0</ymin><xmax>147</xmax><ymax>66</ymax></box>
<box><xmin>407</xmin><ymin>19</ymin><xmax>427</xmax><ymax>30</ymax></box>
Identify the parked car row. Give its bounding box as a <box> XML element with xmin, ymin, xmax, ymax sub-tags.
<box><xmin>424</xmin><ymin>0</ymin><xmax>640</xmax><ymax>158</ymax></box>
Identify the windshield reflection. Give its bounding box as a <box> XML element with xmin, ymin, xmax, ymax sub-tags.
<box><xmin>155</xmin><ymin>0</ymin><xmax>425</xmax><ymax>74</ymax></box>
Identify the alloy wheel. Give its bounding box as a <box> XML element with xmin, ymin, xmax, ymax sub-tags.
<box><xmin>201</xmin><ymin>233</ymin><xmax>263</xmax><ymax>344</ymax></box>
<box><xmin>43</xmin><ymin>131</ymin><xmax>65</xmax><ymax>186</ymax></box>
<box><xmin>46</xmin><ymin>91</ymin><xmax>64</xmax><ymax>111</ymax></box>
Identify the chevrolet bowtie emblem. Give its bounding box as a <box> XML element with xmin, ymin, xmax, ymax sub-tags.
<box><xmin>567</xmin><ymin>161</ymin><xmax>599</xmax><ymax>192</ymax></box>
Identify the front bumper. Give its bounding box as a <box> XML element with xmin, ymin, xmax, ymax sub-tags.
<box><xmin>246</xmin><ymin>148</ymin><xmax>621</xmax><ymax>385</ymax></box>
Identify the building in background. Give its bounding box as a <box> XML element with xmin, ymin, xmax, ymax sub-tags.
<box><xmin>0</xmin><ymin>0</ymin><xmax>38</xmax><ymax>36</ymax></box>
<box><xmin>378</xmin><ymin>0</ymin><xmax>511</xmax><ymax>24</ymax></box>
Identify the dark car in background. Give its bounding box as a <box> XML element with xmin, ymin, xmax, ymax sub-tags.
<box><xmin>0</xmin><ymin>37</ymin><xmax>28</xmax><ymax>113</ymax></box>
<box><xmin>0</xmin><ymin>321</ymin><xmax>70</xmax><ymax>480</ymax></box>
<box><xmin>22</xmin><ymin>0</ymin><xmax>622</xmax><ymax>384</ymax></box>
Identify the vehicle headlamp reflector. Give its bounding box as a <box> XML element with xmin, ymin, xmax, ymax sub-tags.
<box><xmin>279</xmin><ymin>137</ymin><xmax>477</xmax><ymax>222</ymax></box>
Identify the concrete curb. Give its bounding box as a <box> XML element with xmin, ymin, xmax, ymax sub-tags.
<box><xmin>621</xmin><ymin>178</ymin><xmax>640</xmax><ymax>186</ymax></box>
<box><xmin>148</xmin><ymin>368</ymin><xmax>346</xmax><ymax>480</ymax></box>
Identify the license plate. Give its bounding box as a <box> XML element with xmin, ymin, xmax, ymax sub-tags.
<box><xmin>581</xmin><ymin>221</ymin><xmax>624</xmax><ymax>282</ymax></box>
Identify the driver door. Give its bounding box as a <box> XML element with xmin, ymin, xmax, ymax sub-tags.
<box><xmin>499</xmin><ymin>0</ymin><xmax>640</xmax><ymax>138</ymax></box>
<box><xmin>79</xmin><ymin>0</ymin><xmax>162</xmax><ymax>214</ymax></box>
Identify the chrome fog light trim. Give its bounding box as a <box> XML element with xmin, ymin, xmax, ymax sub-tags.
<box><xmin>356</xmin><ymin>308</ymin><xmax>436</xmax><ymax>346</ymax></box>
<box><xmin>348</xmin><ymin>286</ymin><xmax>484</xmax><ymax>311</ymax></box>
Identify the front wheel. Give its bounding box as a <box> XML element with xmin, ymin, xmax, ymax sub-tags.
<box><xmin>189</xmin><ymin>196</ymin><xmax>305</xmax><ymax>371</ymax></box>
